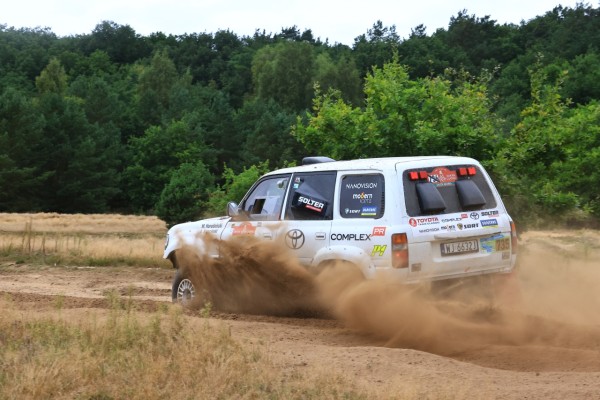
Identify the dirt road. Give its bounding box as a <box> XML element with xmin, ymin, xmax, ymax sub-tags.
<box><xmin>2</xmin><ymin>230</ymin><xmax>600</xmax><ymax>399</ymax></box>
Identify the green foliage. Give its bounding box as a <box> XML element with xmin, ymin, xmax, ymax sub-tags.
<box><xmin>236</xmin><ymin>98</ymin><xmax>303</xmax><ymax>168</ymax></box>
<box><xmin>293</xmin><ymin>60</ymin><xmax>499</xmax><ymax>160</ymax></box>
<box><xmin>123</xmin><ymin>119</ymin><xmax>212</xmax><ymax>212</ymax></box>
<box><xmin>35</xmin><ymin>57</ymin><xmax>67</xmax><ymax>94</ymax></box>
<box><xmin>252</xmin><ymin>41</ymin><xmax>315</xmax><ymax>111</ymax></box>
<box><xmin>0</xmin><ymin>87</ymin><xmax>47</xmax><ymax>211</ymax></box>
<box><xmin>0</xmin><ymin>5</ymin><xmax>599</xmax><ymax>227</ymax></box>
<box><xmin>155</xmin><ymin>161</ymin><xmax>214</xmax><ymax>227</ymax></box>
<box><xmin>33</xmin><ymin>90</ymin><xmax>122</xmax><ymax>212</ymax></box>
<box><xmin>136</xmin><ymin>49</ymin><xmax>179</xmax><ymax>126</ymax></box>
<box><xmin>492</xmin><ymin>63</ymin><xmax>600</xmax><ymax>226</ymax></box>
<box><xmin>204</xmin><ymin>162</ymin><xmax>270</xmax><ymax>217</ymax></box>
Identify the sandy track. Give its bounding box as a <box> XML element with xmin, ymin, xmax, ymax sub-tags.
<box><xmin>2</xmin><ymin>231</ymin><xmax>600</xmax><ymax>399</ymax></box>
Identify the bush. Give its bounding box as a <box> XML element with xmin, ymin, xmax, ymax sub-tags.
<box><xmin>155</xmin><ymin>161</ymin><xmax>214</xmax><ymax>227</ymax></box>
<box><xmin>204</xmin><ymin>162</ymin><xmax>270</xmax><ymax>217</ymax></box>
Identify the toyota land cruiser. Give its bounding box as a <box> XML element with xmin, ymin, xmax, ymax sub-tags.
<box><xmin>164</xmin><ymin>156</ymin><xmax>518</xmax><ymax>303</ymax></box>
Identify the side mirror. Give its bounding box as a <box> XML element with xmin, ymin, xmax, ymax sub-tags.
<box><xmin>227</xmin><ymin>201</ymin><xmax>240</xmax><ymax>217</ymax></box>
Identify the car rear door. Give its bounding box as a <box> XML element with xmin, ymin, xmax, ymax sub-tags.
<box><xmin>398</xmin><ymin>162</ymin><xmax>514</xmax><ymax>281</ymax></box>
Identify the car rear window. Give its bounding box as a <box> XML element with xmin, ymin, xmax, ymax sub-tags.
<box><xmin>403</xmin><ymin>165</ymin><xmax>497</xmax><ymax>216</ymax></box>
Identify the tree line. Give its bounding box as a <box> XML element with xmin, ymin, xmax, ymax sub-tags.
<box><xmin>0</xmin><ymin>3</ymin><xmax>598</xmax><ymax>228</ymax></box>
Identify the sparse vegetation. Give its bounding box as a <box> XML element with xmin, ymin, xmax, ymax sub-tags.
<box><xmin>0</xmin><ymin>293</ymin><xmax>370</xmax><ymax>400</ymax></box>
<box><xmin>0</xmin><ymin>213</ymin><xmax>169</xmax><ymax>268</ymax></box>
<box><xmin>1</xmin><ymin>213</ymin><xmax>600</xmax><ymax>398</ymax></box>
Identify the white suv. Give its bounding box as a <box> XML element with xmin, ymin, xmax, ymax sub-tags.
<box><xmin>164</xmin><ymin>156</ymin><xmax>518</xmax><ymax>302</ymax></box>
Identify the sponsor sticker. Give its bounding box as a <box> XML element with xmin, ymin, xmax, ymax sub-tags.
<box><xmin>441</xmin><ymin>217</ymin><xmax>462</xmax><ymax>223</ymax></box>
<box><xmin>232</xmin><ymin>222</ymin><xmax>256</xmax><ymax>236</ymax></box>
<box><xmin>479</xmin><ymin>234</ymin><xmax>508</xmax><ymax>253</ymax></box>
<box><xmin>419</xmin><ymin>227</ymin><xmax>440</xmax><ymax>233</ymax></box>
<box><xmin>202</xmin><ymin>223</ymin><xmax>223</xmax><ymax>229</ymax></box>
<box><xmin>495</xmin><ymin>238</ymin><xmax>510</xmax><ymax>251</ymax></box>
<box><xmin>409</xmin><ymin>217</ymin><xmax>439</xmax><ymax>226</ymax></box>
<box><xmin>293</xmin><ymin>177</ymin><xmax>302</xmax><ymax>189</ymax></box>
<box><xmin>352</xmin><ymin>192</ymin><xmax>374</xmax><ymax>203</ymax></box>
<box><xmin>297</xmin><ymin>195</ymin><xmax>325</xmax><ymax>212</ymax></box>
<box><xmin>372</xmin><ymin>227</ymin><xmax>386</xmax><ymax>236</ymax></box>
<box><xmin>428</xmin><ymin>167</ymin><xmax>457</xmax><ymax>186</ymax></box>
<box><xmin>331</xmin><ymin>233</ymin><xmax>372</xmax><ymax>241</ymax></box>
<box><xmin>481</xmin><ymin>210</ymin><xmax>499</xmax><ymax>217</ymax></box>
<box><xmin>470</xmin><ymin>212</ymin><xmax>479</xmax><ymax>220</ymax></box>
<box><xmin>481</xmin><ymin>219</ymin><xmax>499</xmax><ymax>228</ymax></box>
<box><xmin>345</xmin><ymin>182</ymin><xmax>378</xmax><ymax>189</ymax></box>
<box><xmin>457</xmin><ymin>223</ymin><xmax>479</xmax><ymax>230</ymax></box>
<box><xmin>371</xmin><ymin>245</ymin><xmax>387</xmax><ymax>256</ymax></box>
<box><xmin>361</xmin><ymin>206</ymin><xmax>377</xmax><ymax>216</ymax></box>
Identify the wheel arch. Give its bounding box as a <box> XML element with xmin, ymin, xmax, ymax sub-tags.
<box><xmin>312</xmin><ymin>245</ymin><xmax>374</xmax><ymax>279</ymax></box>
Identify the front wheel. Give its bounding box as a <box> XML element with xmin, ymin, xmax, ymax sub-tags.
<box><xmin>172</xmin><ymin>269</ymin><xmax>195</xmax><ymax>304</ymax></box>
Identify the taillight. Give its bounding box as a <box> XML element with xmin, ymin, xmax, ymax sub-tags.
<box><xmin>408</xmin><ymin>171</ymin><xmax>429</xmax><ymax>181</ymax></box>
<box><xmin>510</xmin><ymin>221</ymin><xmax>518</xmax><ymax>254</ymax></box>
<box><xmin>457</xmin><ymin>166</ymin><xmax>477</xmax><ymax>177</ymax></box>
<box><xmin>392</xmin><ymin>233</ymin><xmax>409</xmax><ymax>268</ymax></box>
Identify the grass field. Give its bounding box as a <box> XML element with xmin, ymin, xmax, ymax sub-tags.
<box><xmin>0</xmin><ymin>213</ymin><xmax>170</xmax><ymax>268</ymax></box>
<box><xmin>0</xmin><ymin>295</ymin><xmax>373</xmax><ymax>400</ymax></box>
<box><xmin>2</xmin><ymin>213</ymin><xmax>600</xmax><ymax>399</ymax></box>
<box><xmin>0</xmin><ymin>213</ymin><xmax>373</xmax><ymax>399</ymax></box>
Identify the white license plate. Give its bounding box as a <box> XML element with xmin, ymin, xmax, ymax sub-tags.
<box><xmin>440</xmin><ymin>239</ymin><xmax>479</xmax><ymax>256</ymax></box>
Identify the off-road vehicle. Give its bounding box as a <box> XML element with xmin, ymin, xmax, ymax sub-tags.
<box><xmin>164</xmin><ymin>156</ymin><xmax>518</xmax><ymax>302</ymax></box>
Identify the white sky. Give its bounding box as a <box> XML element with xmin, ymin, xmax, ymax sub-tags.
<box><xmin>1</xmin><ymin>0</ymin><xmax>591</xmax><ymax>45</ymax></box>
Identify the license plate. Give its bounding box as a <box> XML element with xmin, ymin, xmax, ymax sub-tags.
<box><xmin>440</xmin><ymin>239</ymin><xmax>479</xmax><ymax>256</ymax></box>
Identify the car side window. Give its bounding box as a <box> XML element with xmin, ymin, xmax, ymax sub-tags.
<box><xmin>285</xmin><ymin>172</ymin><xmax>336</xmax><ymax>220</ymax></box>
<box><xmin>240</xmin><ymin>175</ymin><xmax>289</xmax><ymax>220</ymax></box>
<box><xmin>339</xmin><ymin>174</ymin><xmax>385</xmax><ymax>219</ymax></box>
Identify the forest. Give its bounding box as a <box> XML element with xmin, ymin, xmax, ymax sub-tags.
<box><xmin>0</xmin><ymin>3</ymin><xmax>599</xmax><ymax>228</ymax></box>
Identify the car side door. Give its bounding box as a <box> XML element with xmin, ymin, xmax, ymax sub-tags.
<box><xmin>221</xmin><ymin>174</ymin><xmax>290</xmax><ymax>242</ymax></box>
<box><xmin>282</xmin><ymin>172</ymin><xmax>336</xmax><ymax>268</ymax></box>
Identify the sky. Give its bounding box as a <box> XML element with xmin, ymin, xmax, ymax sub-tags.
<box><xmin>1</xmin><ymin>0</ymin><xmax>590</xmax><ymax>45</ymax></box>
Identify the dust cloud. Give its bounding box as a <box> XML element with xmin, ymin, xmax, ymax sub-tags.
<box><xmin>176</xmin><ymin>234</ymin><xmax>322</xmax><ymax>316</ymax></box>
<box><xmin>178</xmin><ymin>231</ymin><xmax>600</xmax><ymax>371</ymax></box>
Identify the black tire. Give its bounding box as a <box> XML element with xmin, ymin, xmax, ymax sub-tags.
<box><xmin>171</xmin><ymin>269</ymin><xmax>196</xmax><ymax>304</ymax></box>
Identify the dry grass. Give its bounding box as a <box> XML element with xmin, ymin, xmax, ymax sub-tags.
<box><xmin>0</xmin><ymin>213</ymin><xmax>169</xmax><ymax>268</ymax></box>
<box><xmin>0</xmin><ymin>295</ymin><xmax>368</xmax><ymax>400</ymax></box>
<box><xmin>0</xmin><ymin>213</ymin><xmax>166</xmax><ymax>234</ymax></box>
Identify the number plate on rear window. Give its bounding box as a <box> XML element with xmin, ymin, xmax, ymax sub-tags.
<box><xmin>440</xmin><ymin>239</ymin><xmax>479</xmax><ymax>256</ymax></box>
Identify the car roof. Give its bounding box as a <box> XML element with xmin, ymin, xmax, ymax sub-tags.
<box><xmin>265</xmin><ymin>156</ymin><xmax>479</xmax><ymax>176</ymax></box>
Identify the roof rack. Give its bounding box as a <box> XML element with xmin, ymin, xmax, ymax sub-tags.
<box><xmin>302</xmin><ymin>156</ymin><xmax>336</xmax><ymax>165</ymax></box>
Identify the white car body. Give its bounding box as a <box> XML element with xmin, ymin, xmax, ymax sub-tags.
<box><xmin>164</xmin><ymin>156</ymin><xmax>517</xmax><ymax>291</ymax></box>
